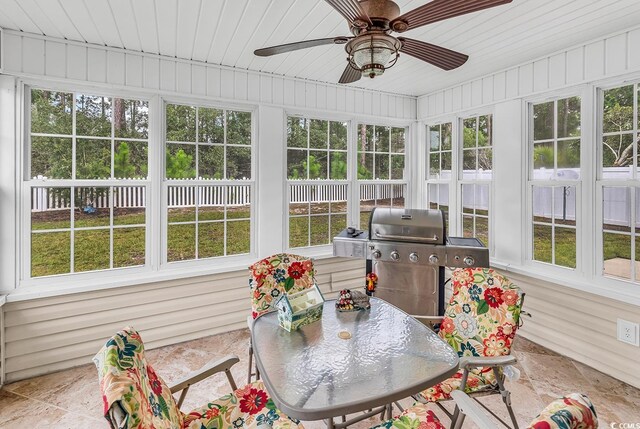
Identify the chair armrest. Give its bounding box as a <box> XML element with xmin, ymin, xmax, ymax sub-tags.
<box><xmin>411</xmin><ymin>315</ymin><xmax>444</xmax><ymax>322</ymax></box>
<box><xmin>450</xmin><ymin>391</ymin><xmax>497</xmax><ymax>429</ymax></box>
<box><xmin>169</xmin><ymin>354</ymin><xmax>240</xmax><ymax>394</ymax></box>
<box><xmin>459</xmin><ymin>355</ymin><xmax>517</xmax><ymax>370</ymax></box>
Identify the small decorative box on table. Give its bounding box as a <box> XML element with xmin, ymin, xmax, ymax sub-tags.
<box><xmin>275</xmin><ymin>284</ymin><xmax>325</xmax><ymax>332</ymax></box>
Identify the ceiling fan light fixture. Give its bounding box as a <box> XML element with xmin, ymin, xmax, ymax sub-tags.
<box><xmin>346</xmin><ymin>34</ymin><xmax>401</xmax><ymax>79</ymax></box>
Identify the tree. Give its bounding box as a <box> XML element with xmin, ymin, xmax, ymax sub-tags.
<box><xmin>303</xmin><ymin>154</ymin><xmax>323</xmax><ymax>179</ymax></box>
<box><xmin>114</xmin><ymin>142</ymin><xmax>136</xmax><ymax>178</ymax></box>
<box><xmin>166</xmin><ymin>149</ymin><xmax>196</xmax><ymax>179</ymax></box>
<box><xmin>330</xmin><ymin>152</ymin><xmax>347</xmax><ymax>179</ymax></box>
<box><xmin>602</xmin><ymin>86</ymin><xmax>635</xmax><ymax>167</ymax></box>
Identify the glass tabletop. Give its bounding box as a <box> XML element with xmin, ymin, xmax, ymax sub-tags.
<box><xmin>252</xmin><ymin>297</ymin><xmax>459</xmax><ymax>421</ymax></box>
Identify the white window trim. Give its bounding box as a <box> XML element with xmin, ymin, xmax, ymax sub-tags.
<box><xmin>16</xmin><ymin>80</ymin><xmax>261</xmax><ymax>292</ymax></box>
<box><xmin>21</xmin><ymin>84</ymin><xmax>155</xmax><ymax>286</ymax></box>
<box><xmin>595</xmin><ymin>80</ymin><xmax>640</xmax><ymax>285</ymax></box>
<box><xmin>355</xmin><ymin>122</ymin><xmax>411</xmax><ymax>231</ymax></box>
<box><xmin>457</xmin><ymin>113</ymin><xmax>494</xmax><ymax>255</ymax></box>
<box><xmin>425</xmin><ymin>110</ymin><xmax>495</xmax><ymax>249</ymax></box>
<box><xmin>283</xmin><ymin>110</ymin><xmax>412</xmax><ymax>256</ymax></box>
<box><xmin>425</xmin><ymin>117</ymin><xmax>456</xmax><ymax>234</ymax></box>
<box><xmin>525</xmin><ymin>90</ymin><xmax>586</xmax><ymax>273</ymax></box>
<box><xmin>160</xmin><ymin>98</ymin><xmax>257</xmax><ymax>266</ymax></box>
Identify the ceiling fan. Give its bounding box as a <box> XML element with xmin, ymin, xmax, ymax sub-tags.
<box><xmin>254</xmin><ymin>0</ymin><xmax>513</xmax><ymax>84</ymax></box>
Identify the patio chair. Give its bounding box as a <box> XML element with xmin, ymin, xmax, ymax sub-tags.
<box><xmin>372</xmin><ymin>392</ymin><xmax>597</xmax><ymax>429</ymax></box>
<box><xmin>412</xmin><ymin>267</ymin><xmax>526</xmax><ymax>429</ymax></box>
<box><xmin>247</xmin><ymin>253</ymin><xmax>317</xmax><ymax>383</ymax></box>
<box><xmin>94</xmin><ymin>327</ymin><xmax>303</xmax><ymax>429</ymax></box>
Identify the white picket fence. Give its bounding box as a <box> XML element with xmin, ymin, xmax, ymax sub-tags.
<box><xmin>30</xmin><ymin>167</ymin><xmax>640</xmax><ymax>226</ymax></box>
<box><xmin>430</xmin><ymin>167</ymin><xmax>640</xmax><ymax>226</ymax></box>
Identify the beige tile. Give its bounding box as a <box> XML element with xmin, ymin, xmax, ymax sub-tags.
<box><xmin>2</xmin><ymin>330</ymin><xmax>639</xmax><ymax>429</ymax></box>
<box><xmin>516</xmin><ymin>352</ymin><xmax>598</xmax><ymax>398</ymax></box>
<box><xmin>4</xmin><ymin>363</ymin><xmax>103</xmax><ymax>420</ymax></box>
<box><xmin>0</xmin><ymin>390</ymin><xmax>69</xmax><ymax>426</ymax></box>
<box><xmin>572</xmin><ymin>360</ymin><xmax>640</xmax><ymax>401</ymax></box>
<box><xmin>512</xmin><ymin>336</ymin><xmax>559</xmax><ymax>356</ymax></box>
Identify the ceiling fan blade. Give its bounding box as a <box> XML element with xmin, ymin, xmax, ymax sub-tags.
<box><xmin>339</xmin><ymin>64</ymin><xmax>362</xmax><ymax>84</ymax></box>
<box><xmin>391</xmin><ymin>0</ymin><xmax>512</xmax><ymax>32</ymax></box>
<box><xmin>399</xmin><ymin>38</ymin><xmax>468</xmax><ymax>71</ymax></box>
<box><xmin>324</xmin><ymin>0</ymin><xmax>372</xmax><ymax>26</ymax></box>
<box><xmin>254</xmin><ymin>37</ymin><xmax>349</xmax><ymax>57</ymax></box>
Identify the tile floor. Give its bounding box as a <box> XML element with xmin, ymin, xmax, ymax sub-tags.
<box><xmin>0</xmin><ymin>329</ymin><xmax>638</xmax><ymax>428</ymax></box>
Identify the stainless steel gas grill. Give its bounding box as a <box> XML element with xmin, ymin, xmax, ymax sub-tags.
<box><xmin>333</xmin><ymin>207</ymin><xmax>489</xmax><ymax>317</ymax></box>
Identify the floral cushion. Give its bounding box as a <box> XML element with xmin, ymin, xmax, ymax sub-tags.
<box><xmin>94</xmin><ymin>327</ymin><xmax>184</xmax><ymax>429</ymax></box>
<box><xmin>371</xmin><ymin>404</ymin><xmax>445</xmax><ymax>429</ymax></box>
<box><xmin>183</xmin><ymin>380</ymin><xmax>302</xmax><ymax>429</ymax></box>
<box><xmin>95</xmin><ymin>328</ymin><xmax>303</xmax><ymax>429</ymax></box>
<box><xmin>527</xmin><ymin>393</ymin><xmax>598</xmax><ymax>429</ymax></box>
<box><xmin>416</xmin><ymin>268</ymin><xmax>522</xmax><ymax>403</ymax></box>
<box><xmin>249</xmin><ymin>253</ymin><xmax>317</xmax><ymax>319</ymax></box>
<box><xmin>417</xmin><ymin>367</ymin><xmax>497</xmax><ymax>402</ymax></box>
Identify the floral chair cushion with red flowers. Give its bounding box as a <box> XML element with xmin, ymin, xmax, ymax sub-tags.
<box><xmin>94</xmin><ymin>327</ymin><xmax>184</xmax><ymax>429</ymax></box>
<box><xmin>370</xmin><ymin>404</ymin><xmax>446</xmax><ymax>429</ymax></box>
<box><xmin>95</xmin><ymin>328</ymin><xmax>304</xmax><ymax>429</ymax></box>
<box><xmin>183</xmin><ymin>380</ymin><xmax>301</xmax><ymax>429</ymax></box>
<box><xmin>527</xmin><ymin>393</ymin><xmax>597</xmax><ymax>429</ymax></box>
<box><xmin>249</xmin><ymin>253</ymin><xmax>317</xmax><ymax>319</ymax></box>
<box><xmin>416</xmin><ymin>267</ymin><xmax>523</xmax><ymax>402</ymax></box>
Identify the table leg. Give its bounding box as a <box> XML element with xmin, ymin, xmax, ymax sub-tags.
<box><xmin>326</xmin><ymin>417</ymin><xmax>335</xmax><ymax>429</ymax></box>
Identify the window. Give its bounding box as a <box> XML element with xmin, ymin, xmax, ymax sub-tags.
<box><xmin>426</xmin><ymin>122</ymin><xmax>452</xmax><ymax>227</ymax></box>
<box><xmin>461</xmin><ymin>115</ymin><xmax>492</xmax><ymax>249</ymax></box>
<box><xmin>287</xmin><ymin>117</ymin><xmax>348</xmax><ymax>248</ymax></box>
<box><xmin>165</xmin><ymin>103</ymin><xmax>252</xmax><ymax>262</ymax></box>
<box><xmin>357</xmin><ymin>124</ymin><xmax>407</xmax><ymax>228</ymax></box>
<box><xmin>530</xmin><ymin>96</ymin><xmax>581</xmax><ymax>268</ymax></box>
<box><xmin>600</xmin><ymin>83</ymin><xmax>640</xmax><ymax>282</ymax></box>
<box><xmin>28</xmin><ymin>89</ymin><xmax>149</xmax><ymax>278</ymax></box>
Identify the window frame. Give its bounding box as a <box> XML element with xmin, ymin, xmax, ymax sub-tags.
<box><xmin>160</xmin><ymin>98</ymin><xmax>257</xmax><ymax>267</ymax></box>
<box><xmin>355</xmin><ymin>122</ymin><xmax>410</xmax><ymax>231</ymax></box>
<box><xmin>18</xmin><ymin>81</ymin><xmax>260</xmax><ymax>289</ymax></box>
<box><xmin>425</xmin><ymin>118</ymin><xmax>456</xmax><ymax>234</ymax></box>
<box><xmin>458</xmin><ymin>113</ymin><xmax>494</xmax><ymax>254</ymax></box>
<box><xmin>283</xmin><ymin>110</ymin><xmax>412</xmax><ymax>253</ymax></box>
<box><xmin>284</xmin><ymin>112</ymin><xmax>352</xmax><ymax>253</ymax></box>
<box><xmin>595</xmin><ymin>80</ymin><xmax>640</xmax><ymax>284</ymax></box>
<box><xmin>21</xmin><ymin>84</ymin><xmax>154</xmax><ymax>285</ymax></box>
<box><xmin>526</xmin><ymin>92</ymin><xmax>584</xmax><ymax>272</ymax></box>
<box><xmin>425</xmin><ymin>110</ymin><xmax>495</xmax><ymax>248</ymax></box>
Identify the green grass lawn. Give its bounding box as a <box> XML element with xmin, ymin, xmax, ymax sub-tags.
<box><xmin>30</xmin><ymin>207</ymin><xmax>638</xmax><ymax>277</ymax></box>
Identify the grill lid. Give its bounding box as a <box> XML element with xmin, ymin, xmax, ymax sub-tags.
<box><xmin>369</xmin><ymin>208</ymin><xmax>445</xmax><ymax>245</ymax></box>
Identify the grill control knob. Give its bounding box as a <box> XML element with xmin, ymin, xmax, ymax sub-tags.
<box><xmin>372</xmin><ymin>250</ymin><xmax>382</xmax><ymax>259</ymax></box>
<box><xmin>390</xmin><ymin>250</ymin><xmax>400</xmax><ymax>261</ymax></box>
<box><xmin>428</xmin><ymin>254</ymin><xmax>439</xmax><ymax>264</ymax></box>
<box><xmin>464</xmin><ymin>256</ymin><xmax>475</xmax><ymax>266</ymax></box>
<box><xmin>409</xmin><ymin>252</ymin><xmax>419</xmax><ymax>263</ymax></box>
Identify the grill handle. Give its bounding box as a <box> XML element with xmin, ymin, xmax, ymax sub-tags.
<box><xmin>374</xmin><ymin>231</ymin><xmax>440</xmax><ymax>243</ymax></box>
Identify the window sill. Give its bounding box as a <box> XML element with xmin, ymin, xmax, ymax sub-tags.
<box><xmin>490</xmin><ymin>259</ymin><xmax>640</xmax><ymax>307</ymax></box>
<box><xmin>6</xmin><ymin>249</ymin><xmax>342</xmax><ymax>303</ymax></box>
<box><xmin>8</xmin><ymin>257</ymin><xmax>257</xmax><ymax>303</ymax></box>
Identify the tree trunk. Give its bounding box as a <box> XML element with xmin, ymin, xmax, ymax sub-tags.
<box><xmin>114</xmin><ymin>98</ymin><xmax>125</xmax><ymax>134</ymax></box>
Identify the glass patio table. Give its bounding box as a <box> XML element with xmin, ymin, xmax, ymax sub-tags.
<box><xmin>251</xmin><ymin>297</ymin><xmax>459</xmax><ymax>427</ymax></box>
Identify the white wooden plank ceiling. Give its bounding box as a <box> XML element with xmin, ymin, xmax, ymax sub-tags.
<box><xmin>1</xmin><ymin>0</ymin><xmax>639</xmax><ymax>96</ymax></box>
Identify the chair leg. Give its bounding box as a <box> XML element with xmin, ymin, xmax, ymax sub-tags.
<box><xmin>451</xmin><ymin>411</ymin><xmax>465</xmax><ymax>429</ymax></box>
<box><xmin>247</xmin><ymin>343</ymin><xmax>254</xmax><ymax>385</ymax></box>
<box><xmin>493</xmin><ymin>367</ymin><xmax>519</xmax><ymax>429</ymax></box>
